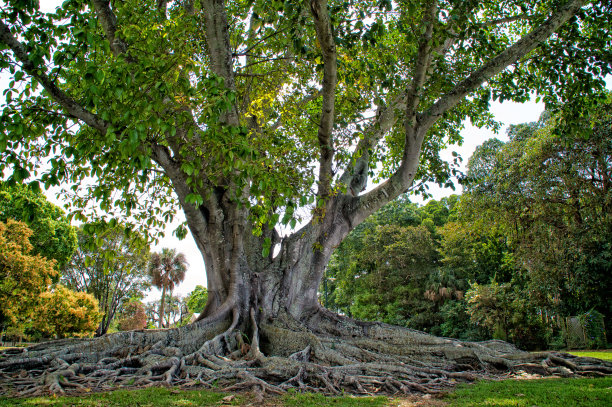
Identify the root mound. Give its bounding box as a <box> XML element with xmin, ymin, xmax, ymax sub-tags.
<box><xmin>1</xmin><ymin>310</ymin><xmax>611</xmax><ymax>398</ymax></box>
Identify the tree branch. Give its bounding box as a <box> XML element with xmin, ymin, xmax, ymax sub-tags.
<box><xmin>481</xmin><ymin>13</ymin><xmax>538</xmax><ymax>27</ymax></box>
<box><xmin>419</xmin><ymin>0</ymin><xmax>586</xmax><ymax>131</ymax></box>
<box><xmin>91</xmin><ymin>0</ymin><xmax>128</xmax><ymax>57</ymax></box>
<box><xmin>348</xmin><ymin>0</ymin><xmax>586</xmax><ymax>226</ymax></box>
<box><xmin>0</xmin><ymin>20</ymin><xmax>109</xmax><ymax>134</ymax></box>
<box><xmin>405</xmin><ymin>1</ymin><xmax>436</xmax><ymax>129</ymax></box>
<box><xmin>337</xmin><ymin>93</ymin><xmax>407</xmax><ymax>196</ymax></box>
<box><xmin>309</xmin><ymin>0</ymin><xmax>338</xmax><ymax>199</ymax></box>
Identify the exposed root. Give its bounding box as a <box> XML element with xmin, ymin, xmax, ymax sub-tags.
<box><xmin>1</xmin><ymin>310</ymin><xmax>611</xmax><ymax>398</ymax></box>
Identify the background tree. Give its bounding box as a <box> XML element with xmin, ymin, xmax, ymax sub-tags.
<box><xmin>186</xmin><ymin>285</ymin><xmax>208</xmax><ymax>315</ymax></box>
<box><xmin>1</xmin><ymin>0</ymin><xmax>610</xmax><ymax>395</ymax></box>
<box><xmin>144</xmin><ymin>295</ymin><xmax>191</xmax><ymax>328</ymax></box>
<box><xmin>62</xmin><ymin>223</ymin><xmax>151</xmax><ymax>336</ymax></box>
<box><xmin>33</xmin><ymin>285</ymin><xmax>101</xmax><ymax>339</ymax></box>
<box><xmin>467</xmin><ymin>102</ymin><xmax>612</xmax><ymax>336</ymax></box>
<box><xmin>148</xmin><ymin>248</ymin><xmax>187</xmax><ymax>328</ymax></box>
<box><xmin>116</xmin><ymin>299</ymin><xmax>147</xmax><ymax>331</ymax></box>
<box><xmin>0</xmin><ymin>183</ymin><xmax>77</xmax><ymax>268</ymax></box>
<box><xmin>0</xmin><ymin>219</ymin><xmax>57</xmax><ymax>335</ymax></box>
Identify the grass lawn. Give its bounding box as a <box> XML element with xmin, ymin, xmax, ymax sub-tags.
<box><xmin>446</xmin><ymin>377</ymin><xmax>612</xmax><ymax>406</ymax></box>
<box><xmin>1</xmin><ymin>377</ymin><xmax>611</xmax><ymax>406</ymax></box>
<box><xmin>568</xmin><ymin>350</ymin><xmax>612</xmax><ymax>362</ymax></box>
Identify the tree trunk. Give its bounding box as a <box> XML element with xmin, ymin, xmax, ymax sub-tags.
<box><xmin>159</xmin><ymin>286</ymin><xmax>167</xmax><ymax>329</ymax></box>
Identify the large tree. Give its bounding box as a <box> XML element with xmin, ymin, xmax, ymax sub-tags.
<box><xmin>1</xmin><ymin>0</ymin><xmax>611</xmax><ymax>396</ymax></box>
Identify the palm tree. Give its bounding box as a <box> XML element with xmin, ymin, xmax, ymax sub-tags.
<box><xmin>148</xmin><ymin>248</ymin><xmax>188</xmax><ymax>328</ymax></box>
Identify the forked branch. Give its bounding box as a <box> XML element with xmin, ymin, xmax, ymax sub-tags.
<box><xmin>310</xmin><ymin>0</ymin><xmax>338</xmax><ymax>199</ymax></box>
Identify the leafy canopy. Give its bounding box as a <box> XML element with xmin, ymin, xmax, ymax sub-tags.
<box><xmin>0</xmin><ymin>0</ymin><xmax>609</xmax><ymax>236</ymax></box>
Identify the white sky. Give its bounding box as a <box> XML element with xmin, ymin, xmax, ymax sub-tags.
<box><xmin>1</xmin><ymin>0</ymin><xmax>590</xmax><ymax>300</ymax></box>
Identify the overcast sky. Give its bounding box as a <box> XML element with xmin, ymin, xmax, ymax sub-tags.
<box><xmin>0</xmin><ymin>0</ymin><xmax>555</xmax><ymax>300</ymax></box>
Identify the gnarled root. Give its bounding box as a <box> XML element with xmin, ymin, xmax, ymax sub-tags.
<box><xmin>1</xmin><ymin>308</ymin><xmax>611</xmax><ymax>398</ymax></box>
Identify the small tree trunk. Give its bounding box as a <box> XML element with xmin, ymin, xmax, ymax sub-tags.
<box><xmin>159</xmin><ymin>286</ymin><xmax>166</xmax><ymax>328</ymax></box>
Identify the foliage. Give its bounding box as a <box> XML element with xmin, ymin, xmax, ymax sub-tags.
<box><xmin>33</xmin><ymin>284</ymin><xmax>101</xmax><ymax>338</ymax></box>
<box><xmin>0</xmin><ymin>183</ymin><xmax>76</xmax><ymax>268</ymax></box>
<box><xmin>62</xmin><ymin>224</ymin><xmax>151</xmax><ymax>336</ymax></box>
<box><xmin>326</xmin><ymin>197</ymin><xmax>460</xmax><ymax>332</ymax></box>
<box><xmin>186</xmin><ymin>285</ymin><xmax>208</xmax><ymax>314</ymax></box>
<box><xmin>463</xmin><ymin>99</ymin><xmax>612</xmax><ymax>340</ymax></box>
<box><xmin>0</xmin><ymin>219</ymin><xmax>57</xmax><ymax>332</ymax></box>
<box><xmin>148</xmin><ymin>248</ymin><xmax>188</xmax><ymax>328</ymax></box>
<box><xmin>0</xmin><ymin>0</ymin><xmax>609</xmax><ymax>247</ymax></box>
<box><xmin>438</xmin><ymin>300</ymin><xmax>487</xmax><ymax>341</ymax></box>
<box><xmin>465</xmin><ymin>281</ymin><xmax>551</xmax><ymax>349</ymax></box>
<box><xmin>577</xmin><ymin>310</ymin><xmax>607</xmax><ymax>350</ymax></box>
<box><xmin>116</xmin><ymin>299</ymin><xmax>147</xmax><ymax>331</ymax></box>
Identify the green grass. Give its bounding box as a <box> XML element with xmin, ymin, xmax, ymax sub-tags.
<box><xmin>446</xmin><ymin>377</ymin><xmax>612</xmax><ymax>407</ymax></box>
<box><xmin>281</xmin><ymin>392</ymin><xmax>387</xmax><ymax>407</ymax></box>
<box><xmin>0</xmin><ymin>377</ymin><xmax>610</xmax><ymax>406</ymax></box>
<box><xmin>0</xmin><ymin>387</ymin><xmax>239</xmax><ymax>407</ymax></box>
<box><xmin>568</xmin><ymin>350</ymin><xmax>612</xmax><ymax>361</ymax></box>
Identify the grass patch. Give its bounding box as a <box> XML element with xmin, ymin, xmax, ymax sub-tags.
<box><xmin>1</xmin><ymin>377</ymin><xmax>611</xmax><ymax>406</ymax></box>
<box><xmin>281</xmin><ymin>392</ymin><xmax>387</xmax><ymax>407</ymax></box>
<box><xmin>0</xmin><ymin>388</ymin><xmax>388</xmax><ymax>407</ymax></box>
<box><xmin>0</xmin><ymin>387</ymin><xmax>240</xmax><ymax>407</ymax></box>
<box><xmin>568</xmin><ymin>350</ymin><xmax>612</xmax><ymax>361</ymax></box>
<box><xmin>445</xmin><ymin>377</ymin><xmax>612</xmax><ymax>407</ymax></box>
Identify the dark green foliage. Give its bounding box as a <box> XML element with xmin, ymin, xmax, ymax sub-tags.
<box><xmin>326</xmin><ymin>97</ymin><xmax>612</xmax><ymax>349</ymax></box>
<box><xmin>326</xmin><ymin>196</ymin><xmax>461</xmax><ymax>334</ymax></box>
<box><xmin>466</xmin><ymin>100</ymin><xmax>612</xmax><ymax>344</ymax></box>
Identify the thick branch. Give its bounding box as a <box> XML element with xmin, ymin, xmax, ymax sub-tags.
<box><xmin>201</xmin><ymin>1</ymin><xmax>237</xmax><ymax>90</ymax></box>
<box><xmin>405</xmin><ymin>1</ymin><xmax>436</xmax><ymax>124</ymax></box>
<box><xmin>91</xmin><ymin>0</ymin><xmax>128</xmax><ymax>56</ymax></box>
<box><xmin>309</xmin><ymin>0</ymin><xmax>338</xmax><ymax>198</ymax></box>
<box><xmin>150</xmin><ymin>144</ymin><xmax>209</xmax><ymax>237</ymax></box>
<box><xmin>347</xmin><ymin>0</ymin><xmax>586</xmax><ymax>225</ymax></box>
<box><xmin>419</xmin><ymin>0</ymin><xmax>586</xmax><ymax>130</ymax></box>
<box><xmin>482</xmin><ymin>14</ymin><xmax>538</xmax><ymax>27</ymax></box>
<box><xmin>337</xmin><ymin>94</ymin><xmax>407</xmax><ymax>196</ymax></box>
<box><xmin>0</xmin><ymin>21</ymin><xmax>109</xmax><ymax>134</ymax></box>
